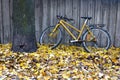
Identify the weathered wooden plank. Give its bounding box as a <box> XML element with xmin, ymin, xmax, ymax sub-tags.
<box><xmin>57</xmin><ymin>0</ymin><xmax>66</xmax><ymax>44</ymax></box>
<box><xmin>35</xmin><ymin>0</ymin><xmax>43</xmax><ymax>41</ymax></box>
<box><xmin>80</xmin><ymin>0</ymin><xmax>88</xmax><ymax>17</ymax></box>
<box><xmin>50</xmin><ymin>0</ymin><xmax>54</xmax><ymax>26</ymax></box>
<box><xmin>101</xmin><ymin>0</ymin><xmax>111</xmax><ymax>46</ymax></box>
<box><xmin>94</xmin><ymin>0</ymin><xmax>103</xmax><ymax>24</ymax></box>
<box><xmin>80</xmin><ymin>0</ymin><xmax>88</xmax><ymax>27</ymax></box>
<box><xmin>65</xmin><ymin>0</ymin><xmax>73</xmax><ymax>18</ymax></box>
<box><xmin>65</xmin><ymin>0</ymin><xmax>73</xmax><ymax>44</ymax></box>
<box><xmin>0</xmin><ymin>0</ymin><xmax>3</xmax><ymax>43</ymax></box>
<box><xmin>2</xmin><ymin>0</ymin><xmax>10</xmax><ymax>43</ymax></box>
<box><xmin>46</xmin><ymin>0</ymin><xmax>51</xmax><ymax>26</ymax></box>
<box><xmin>87</xmin><ymin>0</ymin><xmax>95</xmax><ymax>24</ymax></box>
<box><xmin>78</xmin><ymin>0</ymin><xmax>81</xmax><ymax>29</ymax></box>
<box><xmin>102</xmin><ymin>0</ymin><xmax>110</xmax><ymax>30</ymax></box>
<box><xmin>115</xmin><ymin>0</ymin><xmax>120</xmax><ymax>47</ymax></box>
<box><xmin>56</xmin><ymin>0</ymin><xmax>59</xmax><ymax>21</ymax></box>
<box><xmin>108</xmin><ymin>0</ymin><xmax>118</xmax><ymax>46</ymax></box>
<box><xmin>72</xmin><ymin>0</ymin><xmax>79</xmax><ymax>28</ymax></box>
<box><xmin>94</xmin><ymin>0</ymin><xmax>103</xmax><ymax>46</ymax></box>
<box><xmin>35</xmin><ymin>0</ymin><xmax>40</xmax><ymax>41</ymax></box>
<box><xmin>10</xmin><ymin>0</ymin><xmax>13</xmax><ymax>42</ymax></box>
<box><xmin>52</xmin><ymin>0</ymin><xmax>57</xmax><ymax>25</ymax></box>
<box><xmin>42</xmin><ymin>0</ymin><xmax>49</xmax><ymax>30</ymax></box>
<box><xmin>72</xmin><ymin>0</ymin><xmax>80</xmax><ymax>38</ymax></box>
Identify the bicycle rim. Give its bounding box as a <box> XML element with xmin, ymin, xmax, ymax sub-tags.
<box><xmin>40</xmin><ymin>26</ymin><xmax>62</xmax><ymax>49</ymax></box>
<box><xmin>82</xmin><ymin>28</ymin><xmax>111</xmax><ymax>52</ymax></box>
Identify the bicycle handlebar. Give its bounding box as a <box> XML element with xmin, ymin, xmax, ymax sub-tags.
<box><xmin>56</xmin><ymin>15</ymin><xmax>74</xmax><ymax>21</ymax></box>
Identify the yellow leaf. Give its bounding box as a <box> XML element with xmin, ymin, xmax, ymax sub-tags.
<box><xmin>20</xmin><ymin>63</ymin><xmax>28</xmax><ymax>69</ymax></box>
<box><xmin>0</xmin><ymin>64</ymin><xmax>6</xmax><ymax>70</ymax></box>
<box><xmin>112</xmin><ymin>58</ymin><xmax>118</xmax><ymax>63</ymax></box>
<box><xmin>62</xmin><ymin>72</ymin><xmax>70</xmax><ymax>79</ymax></box>
<box><xmin>36</xmin><ymin>63</ymin><xmax>40</xmax><ymax>68</ymax></box>
<box><xmin>58</xmin><ymin>61</ymin><xmax>64</xmax><ymax>66</ymax></box>
<box><xmin>87</xmin><ymin>75</ymin><xmax>93</xmax><ymax>80</ymax></box>
<box><xmin>0</xmin><ymin>71</ymin><xmax>2</xmax><ymax>76</ymax></box>
<box><xmin>83</xmin><ymin>62</ymin><xmax>93</xmax><ymax>66</ymax></box>
<box><xmin>49</xmin><ymin>69</ymin><xmax>58</xmax><ymax>74</ymax></box>
<box><xmin>81</xmin><ymin>52</ymin><xmax>89</xmax><ymax>58</ymax></box>
<box><xmin>44</xmin><ymin>76</ymin><xmax>50</xmax><ymax>80</ymax></box>
<box><xmin>73</xmin><ymin>69</ymin><xmax>78</xmax><ymax>73</ymax></box>
<box><xmin>34</xmin><ymin>71</ymin><xmax>39</xmax><ymax>75</ymax></box>
<box><xmin>40</xmin><ymin>69</ymin><xmax>46</xmax><ymax>76</ymax></box>
<box><xmin>24</xmin><ymin>76</ymin><xmax>30</xmax><ymax>80</ymax></box>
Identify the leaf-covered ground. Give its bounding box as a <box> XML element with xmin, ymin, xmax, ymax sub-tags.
<box><xmin>0</xmin><ymin>44</ymin><xmax>120</xmax><ymax>80</ymax></box>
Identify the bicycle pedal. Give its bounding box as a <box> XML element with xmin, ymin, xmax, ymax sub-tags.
<box><xmin>70</xmin><ymin>40</ymin><xmax>78</xmax><ymax>43</ymax></box>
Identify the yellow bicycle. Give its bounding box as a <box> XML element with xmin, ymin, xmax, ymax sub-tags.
<box><xmin>39</xmin><ymin>15</ymin><xmax>111</xmax><ymax>52</ymax></box>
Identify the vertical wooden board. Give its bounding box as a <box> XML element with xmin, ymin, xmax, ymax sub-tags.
<box><xmin>35</xmin><ymin>0</ymin><xmax>43</xmax><ymax>41</ymax></box>
<box><xmin>72</xmin><ymin>0</ymin><xmax>79</xmax><ymax>28</ymax></box>
<box><xmin>52</xmin><ymin>0</ymin><xmax>57</xmax><ymax>25</ymax></box>
<box><xmin>87</xmin><ymin>0</ymin><xmax>95</xmax><ymax>24</ymax></box>
<box><xmin>57</xmin><ymin>0</ymin><xmax>60</xmax><ymax>15</ymax></box>
<box><xmin>50</xmin><ymin>0</ymin><xmax>54</xmax><ymax>26</ymax></box>
<box><xmin>39</xmin><ymin>0</ymin><xmax>43</xmax><ymax>32</ymax></box>
<box><xmin>94</xmin><ymin>0</ymin><xmax>103</xmax><ymax>46</ymax></box>
<box><xmin>115</xmin><ymin>0</ymin><xmax>120</xmax><ymax>47</ymax></box>
<box><xmin>60</xmin><ymin>0</ymin><xmax>66</xmax><ymax>16</ymax></box>
<box><xmin>46</xmin><ymin>0</ymin><xmax>51</xmax><ymax>26</ymax></box>
<box><xmin>101</xmin><ymin>0</ymin><xmax>110</xmax><ymax>46</ymax></box>
<box><xmin>58</xmin><ymin>0</ymin><xmax>66</xmax><ymax>44</ymax></box>
<box><xmin>78</xmin><ymin>0</ymin><xmax>81</xmax><ymax>28</ymax></box>
<box><xmin>80</xmin><ymin>0</ymin><xmax>88</xmax><ymax>27</ymax></box>
<box><xmin>108</xmin><ymin>0</ymin><xmax>118</xmax><ymax>46</ymax></box>
<box><xmin>2</xmin><ymin>0</ymin><xmax>10</xmax><ymax>43</ymax></box>
<box><xmin>102</xmin><ymin>0</ymin><xmax>110</xmax><ymax>30</ymax></box>
<box><xmin>9</xmin><ymin>0</ymin><xmax>13</xmax><ymax>42</ymax></box>
<box><xmin>94</xmin><ymin>0</ymin><xmax>103</xmax><ymax>24</ymax></box>
<box><xmin>35</xmin><ymin>0</ymin><xmax>40</xmax><ymax>41</ymax></box>
<box><xmin>65</xmin><ymin>0</ymin><xmax>73</xmax><ymax>18</ymax></box>
<box><xmin>72</xmin><ymin>0</ymin><xmax>80</xmax><ymax>37</ymax></box>
<box><xmin>80</xmin><ymin>0</ymin><xmax>88</xmax><ymax>17</ymax></box>
<box><xmin>42</xmin><ymin>0</ymin><xmax>48</xmax><ymax>31</ymax></box>
<box><xmin>42</xmin><ymin>0</ymin><xmax>51</xmax><ymax>33</ymax></box>
<box><xmin>57</xmin><ymin>0</ymin><xmax>64</xmax><ymax>16</ymax></box>
<box><xmin>49</xmin><ymin>0</ymin><xmax>59</xmax><ymax>43</ymax></box>
<box><xmin>0</xmin><ymin>0</ymin><xmax>3</xmax><ymax>43</ymax></box>
<box><xmin>65</xmin><ymin>0</ymin><xmax>73</xmax><ymax>44</ymax></box>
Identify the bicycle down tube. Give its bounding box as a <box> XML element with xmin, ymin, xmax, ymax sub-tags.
<box><xmin>58</xmin><ymin>19</ymin><xmax>90</xmax><ymax>40</ymax></box>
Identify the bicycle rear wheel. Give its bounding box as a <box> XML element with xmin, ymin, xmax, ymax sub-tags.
<box><xmin>39</xmin><ymin>26</ymin><xmax>62</xmax><ymax>49</ymax></box>
<box><xmin>82</xmin><ymin>28</ymin><xmax>111</xmax><ymax>52</ymax></box>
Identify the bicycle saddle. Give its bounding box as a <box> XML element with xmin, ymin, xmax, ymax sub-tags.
<box><xmin>81</xmin><ymin>17</ymin><xmax>92</xmax><ymax>20</ymax></box>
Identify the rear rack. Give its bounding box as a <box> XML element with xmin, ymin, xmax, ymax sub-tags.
<box><xmin>89</xmin><ymin>24</ymin><xmax>105</xmax><ymax>28</ymax></box>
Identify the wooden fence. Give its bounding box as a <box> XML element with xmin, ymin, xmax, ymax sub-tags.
<box><xmin>0</xmin><ymin>0</ymin><xmax>120</xmax><ymax>47</ymax></box>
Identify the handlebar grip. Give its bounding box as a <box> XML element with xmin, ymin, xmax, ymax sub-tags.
<box><xmin>56</xmin><ymin>15</ymin><xmax>61</xmax><ymax>19</ymax></box>
<box><xmin>56</xmin><ymin>15</ymin><xmax>74</xmax><ymax>21</ymax></box>
<box><xmin>69</xmin><ymin>19</ymin><xmax>74</xmax><ymax>21</ymax></box>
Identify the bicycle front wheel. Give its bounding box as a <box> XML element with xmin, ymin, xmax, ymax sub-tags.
<box><xmin>82</xmin><ymin>28</ymin><xmax>111</xmax><ymax>52</ymax></box>
<box><xmin>39</xmin><ymin>26</ymin><xmax>62</xmax><ymax>49</ymax></box>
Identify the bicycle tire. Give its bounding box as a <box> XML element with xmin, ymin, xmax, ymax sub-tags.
<box><xmin>39</xmin><ymin>26</ymin><xmax>62</xmax><ymax>49</ymax></box>
<box><xmin>82</xmin><ymin>28</ymin><xmax>111</xmax><ymax>52</ymax></box>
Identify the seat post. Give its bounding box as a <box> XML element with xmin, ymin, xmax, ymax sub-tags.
<box><xmin>84</xmin><ymin>19</ymin><xmax>88</xmax><ymax>25</ymax></box>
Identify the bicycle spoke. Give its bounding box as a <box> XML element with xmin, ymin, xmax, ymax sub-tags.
<box><xmin>40</xmin><ymin>26</ymin><xmax>62</xmax><ymax>49</ymax></box>
<box><xmin>82</xmin><ymin>28</ymin><xmax>111</xmax><ymax>52</ymax></box>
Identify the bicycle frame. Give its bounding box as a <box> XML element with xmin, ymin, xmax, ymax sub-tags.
<box><xmin>51</xmin><ymin>19</ymin><xmax>94</xmax><ymax>41</ymax></box>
